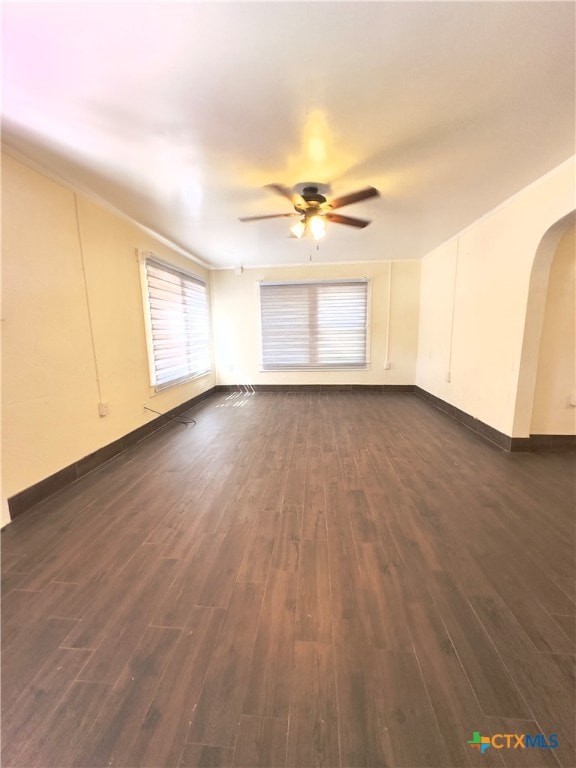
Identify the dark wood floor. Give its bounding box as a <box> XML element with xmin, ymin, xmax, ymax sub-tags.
<box><xmin>2</xmin><ymin>390</ymin><xmax>575</xmax><ymax>768</ymax></box>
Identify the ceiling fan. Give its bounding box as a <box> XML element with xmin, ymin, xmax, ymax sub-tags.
<box><xmin>239</xmin><ymin>183</ymin><xmax>380</xmax><ymax>240</ymax></box>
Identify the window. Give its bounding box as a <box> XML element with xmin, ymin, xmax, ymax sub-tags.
<box><xmin>142</xmin><ymin>256</ymin><xmax>211</xmax><ymax>390</ymax></box>
<box><xmin>259</xmin><ymin>279</ymin><xmax>369</xmax><ymax>370</ymax></box>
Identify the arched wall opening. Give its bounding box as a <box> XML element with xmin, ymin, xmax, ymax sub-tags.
<box><xmin>513</xmin><ymin>210</ymin><xmax>576</xmax><ymax>437</ymax></box>
<box><xmin>531</xmin><ymin>223</ymin><xmax>576</xmax><ymax>434</ymax></box>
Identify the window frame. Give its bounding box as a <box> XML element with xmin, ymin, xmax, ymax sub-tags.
<box><xmin>139</xmin><ymin>252</ymin><xmax>212</xmax><ymax>393</ymax></box>
<box><xmin>258</xmin><ymin>278</ymin><xmax>371</xmax><ymax>372</ymax></box>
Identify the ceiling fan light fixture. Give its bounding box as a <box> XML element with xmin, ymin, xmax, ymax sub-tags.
<box><xmin>290</xmin><ymin>219</ymin><xmax>306</xmax><ymax>238</ymax></box>
<box><xmin>241</xmin><ymin>183</ymin><xmax>379</xmax><ymax>237</ymax></box>
<box><xmin>308</xmin><ymin>214</ymin><xmax>326</xmax><ymax>240</ymax></box>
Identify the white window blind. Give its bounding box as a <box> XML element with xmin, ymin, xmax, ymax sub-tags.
<box><xmin>144</xmin><ymin>258</ymin><xmax>211</xmax><ymax>390</ymax></box>
<box><xmin>260</xmin><ymin>279</ymin><xmax>368</xmax><ymax>370</ymax></box>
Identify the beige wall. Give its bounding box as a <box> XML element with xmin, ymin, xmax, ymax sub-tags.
<box><xmin>531</xmin><ymin>224</ymin><xmax>576</xmax><ymax>434</ymax></box>
<box><xmin>211</xmin><ymin>260</ymin><xmax>420</xmax><ymax>387</ymax></box>
<box><xmin>0</xmin><ymin>202</ymin><xmax>6</xmax><ymax>526</ymax></box>
<box><xmin>2</xmin><ymin>153</ymin><xmax>215</xmax><ymax>522</ymax></box>
<box><xmin>417</xmin><ymin>157</ymin><xmax>576</xmax><ymax>437</ymax></box>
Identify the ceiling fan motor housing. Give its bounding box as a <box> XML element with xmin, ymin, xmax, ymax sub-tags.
<box><xmin>297</xmin><ymin>186</ymin><xmax>328</xmax><ymax>213</ymax></box>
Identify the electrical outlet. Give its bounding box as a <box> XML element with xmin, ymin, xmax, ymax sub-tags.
<box><xmin>384</xmin><ymin>361</ymin><xmax>391</xmax><ymax>370</ymax></box>
<box><xmin>98</xmin><ymin>401</ymin><xmax>108</xmax><ymax>417</ymax></box>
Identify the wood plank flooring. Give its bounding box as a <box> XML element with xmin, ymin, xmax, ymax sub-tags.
<box><xmin>2</xmin><ymin>390</ymin><xmax>575</xmax><ymax>768</ymax></box>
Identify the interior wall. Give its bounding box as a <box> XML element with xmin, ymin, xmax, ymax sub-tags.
<box><xmin>1</xmin><ymin>153</ymin><xmax>215</xmax><ymax>515</ymax></box>
<box><xmin>530</xmin><ymin>224</ymin><xmax>576</xmax><ymax>434</ymax></box>
<box><xmin>0</xmin><ymin>213</ymin><xmax>6</xmax><ymax>527</ymax></box>
<box><xmin>211</xmin><ymin>261</ymin><xmax>421</xmax><ymax>387</ymax></box>
<box><xmin>416</xmin><ymin>156</ymin><xmax>576</xmax><ymax>437</ymax></box>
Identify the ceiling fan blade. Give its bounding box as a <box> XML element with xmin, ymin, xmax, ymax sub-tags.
<box><xmin>239</xmin><ymin>213</ymin><xmax>299</xmax><ymax>222</ymax></box>
<box><xmin>329</xmin><ymin>186</ymin><xmax>380</xmax><ymax>210</ymax></box>
<box><xmin>264</xmin><ymin>183</ymin><xmax>294</xmax><ymax>200</ymax></box>
<box><xmin>325</xmin><ymin>212</ymin><xmax>371</xmax><ymax>228</ymax></box>
<box><xmin>264</xmin><ymin>183</ymin><xmax>305</xmax><ymax>208</ymax></box>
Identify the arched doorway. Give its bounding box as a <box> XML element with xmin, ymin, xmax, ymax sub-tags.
<box><xmin>512</xmin><ymin>210</ymin><xmax>576</xmax><ymax>438</ymax></box>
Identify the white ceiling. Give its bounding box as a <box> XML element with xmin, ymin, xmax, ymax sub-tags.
<box><xmin>2</xmin><ymin>1</ymin><xmax>575</xmax><ymax>269</ymax></box>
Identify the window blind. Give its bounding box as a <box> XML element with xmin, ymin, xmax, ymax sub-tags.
<box><xmin>260</xmin><ymin>279</ymin><xmax>368</xmax><ymax>370</ymax></box>
<box><xmin>144</xmin><ymin>258</ymin><xmax>211</xmax><ymax>390</ymax></box>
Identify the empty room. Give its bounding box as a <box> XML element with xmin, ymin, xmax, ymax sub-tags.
<box><xmin>1</xmin><ymin>2</ymin><xmax>575</xmax><ymax>767</ymax></box>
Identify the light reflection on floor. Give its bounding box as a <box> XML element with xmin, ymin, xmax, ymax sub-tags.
<box><xmin>215</xmin><ymin>387</ymin><xmax>256</xmax><ymax>408</ymax></box>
